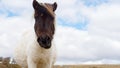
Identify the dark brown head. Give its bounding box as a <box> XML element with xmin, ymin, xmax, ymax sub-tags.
<box><xmin>33</xmin><ymin>0</ymin><xmax>57</xmax><ymax>49</ymax></box>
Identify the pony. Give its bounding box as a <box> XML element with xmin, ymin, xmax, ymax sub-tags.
<box><xmin>14</xmin><ymin>0</ymin><xmax>57</xmax><ymax>68</ymax></box>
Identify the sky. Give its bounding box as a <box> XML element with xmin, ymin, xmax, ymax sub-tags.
<box><xmin>0</xmin><ymin>0</ymin><xmax>120</xmax><ymax>65</ymax></box>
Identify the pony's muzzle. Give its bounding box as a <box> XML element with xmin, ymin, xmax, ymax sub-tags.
<box><xmin>37</xmin><ymin>35</ymin><xmax>51</xmax><ymax>49</ymax></box>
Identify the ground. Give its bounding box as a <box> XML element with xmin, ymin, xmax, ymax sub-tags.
<box><xmin>0</xmin><ymin>63</ymin><xmax>120</xmax><ymax>68</ymax></box>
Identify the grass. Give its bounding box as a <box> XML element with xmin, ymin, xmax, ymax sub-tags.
<box><xmin>0</xmin><ymin>63</ymin><xmax>21</xmax><ymax>68</ymax></box>
<box><xmin>1</xmin><ymin>63</ymin><xmax>120</xmax><ymax>68</ymax></box>
<box><xmin>54</xmin><ymin>65</ymin><xmax>120</xmax><ymax>68</ymax></box>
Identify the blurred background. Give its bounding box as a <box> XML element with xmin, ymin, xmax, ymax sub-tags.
<box><xmin>0</xmin><ymin>0</ymin><xmax>120</xmax><ymax>65</ymax></box>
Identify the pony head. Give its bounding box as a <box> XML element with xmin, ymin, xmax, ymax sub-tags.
<box><xmin>33</xmin><ymin>0</ymin><xmax>57</xmax><ymax>49</ymax></box>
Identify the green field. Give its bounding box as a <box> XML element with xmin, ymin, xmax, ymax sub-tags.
<box><xmin>1</xmin><ymin>63</ymin><xmax>120</xmax><ymax>68</ymax></box>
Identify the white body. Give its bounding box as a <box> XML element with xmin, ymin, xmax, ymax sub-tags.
<box><xmin>14</xmin><ymin>29</ymin><xmax>56</xmax><ymax>68</ymax></box>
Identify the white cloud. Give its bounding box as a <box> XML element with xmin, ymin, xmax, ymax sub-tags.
<box><xmin>109</xmin><ymin>0</ymin><xmax>120</xmax><ymax>4</ymax></box>
<box><xmin>81</xmin><ymin>0</ymin><xmax>120</xmax><ymax>64</ymax></box>
<box><xmin>1</xmin><ymin>0</ymin><xmax>32</xmax><ymax>9</ymax></box>
<box><xmin>0</xmin><ymin>14</ymin><xmax>33</xmax><ymax>57</ymax></box>
<box><xmin>87</xmin><ymin>4</ymin><xmax>120</xmax><ymax>40</ymax></box>
<box><xmin>55</xmin><ymin>26</ymin><xmax>89</xmax><ymax>59</ymax></box>
<box><xmin>55</xmin><ymin>0</ymin><xmax>120</xmax><ymax>64</ymax></box>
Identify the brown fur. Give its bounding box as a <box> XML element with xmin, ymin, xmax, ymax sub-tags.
<box><xmin>33</xmin><ymin>0</ymin><xmax>57</xmax><ymax>49</ymax></box>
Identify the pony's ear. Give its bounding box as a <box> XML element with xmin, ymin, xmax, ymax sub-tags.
<box><xmin>33</xmin><ymin>0</ymin><xmax>40</xmax><ymax>10</ymax></box>
<box><xmin>53</xmin><ymin>2</ymin><xmax>57</xmax><ymax>11</ymax></box>
<box><xmin>33</xmin><ymin>0</ymin><xmax>46</xmax><ymax>13</ymax></box>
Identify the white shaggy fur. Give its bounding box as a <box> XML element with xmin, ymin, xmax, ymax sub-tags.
<box><xmin>14</xmin><ymin>29</ymin><xmax>56</xmax><ymax>68</ymax></box>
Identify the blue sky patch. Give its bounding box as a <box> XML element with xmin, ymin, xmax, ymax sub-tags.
<box><xmin>6</xmin><ymin>10</ymin><xmax>19</xmax><ymax>17</ymax></box>
<box><xmin>0</xmin><ymin>9</ymin><xmax>19</xmax><ymax>17</ymax></box>
<box><xmin>0</xmin><ymin>10</ymin><xmax>19</xmax><ymax>17</ymax></box>
<box><xmin>82</xmin><ymin>0</ymin><xmax>108</xmax><ymax>7</ymax></box>
<box><xmin>0</xmin><ymin>10</ymin><xmax>4</xmax><ymax>14</ymax></box>
<box><xmin>57</xmin><ymin>18</ymin><xmax>88</xmax><ymax>30</ymax></box>
<box><xmin>0</xmin><ymin>2</ymin><xmax>19</xmax><ymax>17</ymax></box>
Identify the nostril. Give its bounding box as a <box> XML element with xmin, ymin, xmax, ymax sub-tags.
<box><xmin>37</xmin><ymin>35</ymin><xmax>51</xmax><ymax>45</ymax></box>
<box><xmin>41</xmin><ymin>39</ymin><xmax>46</xmax><ymax>44</ymax></box>
<box><xmin>37</xmin><ymin>36</ymin><xmax>51</xmax><ymax>49</ymax></box>
<box><xmin>46</xmin><ymin>36</ymin><xmax>50</xmax><ymax>41</ymax></box>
